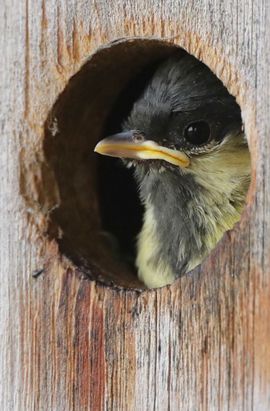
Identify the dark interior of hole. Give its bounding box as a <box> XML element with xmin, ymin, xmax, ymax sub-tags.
<box><xmin>43</xmin><ymin>39</ymin><xmax>180</xmax><ymax>288</ymax></box>
<box><xmin>97</xmin><ymin>61</ymin><xmax>166</xmax><ymax>268</ymax></box>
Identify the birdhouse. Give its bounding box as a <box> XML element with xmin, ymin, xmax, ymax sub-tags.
<box><xmin>1</xmin><ymin>1</ymin><xmax>269</xmax><ymax>410</ymax></box>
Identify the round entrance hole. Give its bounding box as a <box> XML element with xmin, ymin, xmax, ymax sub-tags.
<box><xmin>43</xmin><ymin>38</ymin><xmax>251</xmax><ymax>289</ymax></box>
<box><xmin>44</xmin><ymin>38</ymin><xmax>179</xmax><ymax>288</ymax></box>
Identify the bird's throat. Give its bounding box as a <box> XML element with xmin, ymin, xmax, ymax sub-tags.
<box><xmin>135</xmin><ymin>166</ymin><xmax>248</xmax><ymax>288</ymax></box>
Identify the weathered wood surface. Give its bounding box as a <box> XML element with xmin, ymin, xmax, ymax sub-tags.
<box><xmin>1</xmin><ymin>0</ymin><xmax>269</xmax><ymax>410</ymax></box>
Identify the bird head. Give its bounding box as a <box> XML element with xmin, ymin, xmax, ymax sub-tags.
<box><xmin>95</xmin><ymin>54</ymin><xmax>243</xmax><ymax>178</ymax></box>
<box><xmin>94</xmin><ymin>53</ymin><xmax>250</xmax><ymax>288</ymax></box>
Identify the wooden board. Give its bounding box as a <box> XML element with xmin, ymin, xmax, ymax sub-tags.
<box><xmin>1</xmin><ymin>0</ymin><xmax>269</xmax><ymax>410</ymax></box>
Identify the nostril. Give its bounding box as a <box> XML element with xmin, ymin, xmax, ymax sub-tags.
<box><xmin>133</xmin><ymin>132</ymin><xmax>145</xmax><ymax>143</ymax></box>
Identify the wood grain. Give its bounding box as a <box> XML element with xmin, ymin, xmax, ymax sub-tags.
<box><xmin>1</xmin><ymin>0</ymin><xmax>269</xmax><ymax>410</ymax></box>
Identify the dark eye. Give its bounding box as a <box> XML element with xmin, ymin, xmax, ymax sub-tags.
<box><xmin>184</xmin><ymin>121</ymin><xmax>211</xmax><ymax>146</ymax></box>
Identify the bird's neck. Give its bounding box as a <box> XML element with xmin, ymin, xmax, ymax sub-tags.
<box><xmin>135</xmin><ymin>164</ymin><xmax>248</xmax><ymax>287</ymax></box>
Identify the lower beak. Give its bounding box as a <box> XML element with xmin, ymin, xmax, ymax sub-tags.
<box><xmin>94</xmin><ymin>131</ymin><xmax>190</xmax><ymax>168</ymax></box>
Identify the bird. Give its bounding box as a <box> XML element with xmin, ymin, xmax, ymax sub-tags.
<box><xmin>94</xmin><ymin>53</ymin><xmax>251</xmax><ymax>288</ymax></box>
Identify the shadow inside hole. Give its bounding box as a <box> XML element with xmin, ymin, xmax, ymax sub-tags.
<box><xmin>97</xmin><ymin>158</ymin><xmax>142</xmax><ymax>266</ymax></box>
<box><xmin>42</xmin><ymin>38</ymin><xmax>180</xmax><ymax>288</ymax></box>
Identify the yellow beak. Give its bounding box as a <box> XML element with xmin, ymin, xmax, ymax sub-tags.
<box><xmin>94</xmin><ymin>131</ymin><xmax>190</xmax><ymax>168</ymax></box>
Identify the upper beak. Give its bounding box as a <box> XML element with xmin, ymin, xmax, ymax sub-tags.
<box><xmin>94</xmin><ymin>130</ymin><xmax>190</xmax><ymax>168</ymax></box>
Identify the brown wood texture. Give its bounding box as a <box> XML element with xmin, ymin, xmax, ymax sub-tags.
<box><xmin>1</xmin><ymin>1</ymin><xmax>269</xmax><ymax>410</ymax></box>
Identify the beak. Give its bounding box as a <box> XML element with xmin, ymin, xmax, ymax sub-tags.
<box><xmin>94</xmin><ymin>130</ymin><xmax>190</xmax><ymax>168</ymax></box>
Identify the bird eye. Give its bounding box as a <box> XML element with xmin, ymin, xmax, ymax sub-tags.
<box><xmin>184</xmin><ymin>121</ymin><xmax>211</xmax><ymax>146</ymax></box>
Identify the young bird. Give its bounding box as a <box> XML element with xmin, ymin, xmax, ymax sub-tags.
<box><xmin>95</xmin><ymin>53</ymin><xmax>251</xmax><ymax>288</ymax></box>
